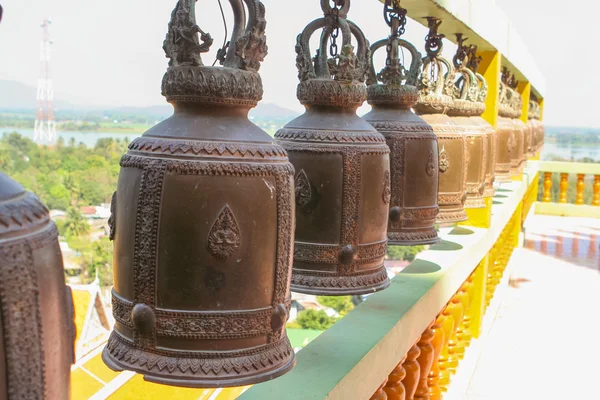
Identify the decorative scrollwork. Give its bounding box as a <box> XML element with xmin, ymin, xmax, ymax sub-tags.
<box><xmin>295</xmin><ymin>169</ymin><xmax>312</xmax><ymax>207</ymax></box>
<box><xmin>382</xmin><ymin>170</ymin><xmax>391</xmax><ymax>204</ymax></box>
<box><xmin>439</xmin><ymin>146</ymin><xmax>450</xmax><ymax>173</ymax></box>
<box><xmin>208</xmin><ymin>204</ymin><xmax>242</xmax><ymax>259</ymax></box>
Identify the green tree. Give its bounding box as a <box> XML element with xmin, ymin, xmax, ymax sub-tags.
<box><xmin>296</xmin><ymin>309</ymin><xmax>335</xmax><ymax>330</ymax></box>
<box><xmin>316</xmin><ymin>296</ymin><xmax>354</xmax><ymax>316</ymax></box>
<box><xmin>387</xmin><ymin>245</ymin><xmax>425</xmax><ymax>261</ymax></box>
<box><xmin>64</xmin><ymin>207</ymin><xmax>90</xmax><ymax>238</ymax></box>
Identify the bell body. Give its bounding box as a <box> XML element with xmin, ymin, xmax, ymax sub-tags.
<box><xmin>418</xmin><ymin>112</ymin><xmax>468</xmax><ymax>224</ymax></box>
<box><xmin>471</xmin><ymin>116</ymin><xmax>496</xmax><ymax>197</ymax></box>
<box><xmin>0</xmin><ymin>174</ymin><xmax>74</xmax><ymax>399</ymax></box>
<box><xmin>448</xmin><ymin>104</ymin><xmax>487</xmax><ymax>209</ymax></box>
<box><xmin>276</xmin><ymin>100</ymin><xmax>390</xmax><ymax>295</ymax></box>
<box><xmin>103</xmin><ymin>67</ymin><xmax>296</xmax><ymax>387</ymax></box>
<box><xmin>510</xmin><ymin>118</ymin><xmax>527</xmax><ymax>174</ymax></box>
<box><xmin>364</xmin><ymin>101</ymin><xmax>440</xmax><ymax>246</ymax></box>
<box><xmin>495</xmin><ymin>116</ymin><xmax>513</xmax><ymax>182</ymax></box>
<box><xmin>525</xmin><ymin>119</ymin><xmax>534</xmax><ymax>158</ymax></box>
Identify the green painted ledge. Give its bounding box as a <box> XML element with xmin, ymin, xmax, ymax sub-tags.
<box><xmin>240</xmin><ymin>174</ymin><xmax>530</xmax><ymax>400</ymax></box>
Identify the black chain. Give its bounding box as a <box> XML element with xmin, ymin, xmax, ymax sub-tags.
<box><xmin>384</xmin><ymin>0</ymin><xmax>407</xmax><ymax>37</ymax></box>
<box><xmin>329</xmin><ymin>1</ymin><xmax>343</xmax><ymax>58</ymax></box>
<box><xmin>424</xmin><ymin>17</ymin><xmax>444</xmax><ymax>59</ymax></box>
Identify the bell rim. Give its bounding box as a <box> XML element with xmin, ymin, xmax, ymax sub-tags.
<box><xmin>102</xmin><ymin>335</ymin><xmax>296</xmax><ymax>388</ymax></box>
<box><xmin>387</xmin><ymin>235</ymin><xmax>441</xmax><ymax>247</ymax></box>
<box><xmin>290</xmin><ymin>266</ymin><xmax>390</xmax><ymax>296</ymax></box>
<box><xmin>436</xmin><ymin>208</ymin><xmax>468</xmax><ymax>224</ymax></box>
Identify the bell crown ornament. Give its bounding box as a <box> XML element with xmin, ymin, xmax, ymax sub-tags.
<box><xmin>103</xmin><ymin>0</ymin><xmax>296</xmax><ymax>388</ymax></box>
<box><xmin>276</xmin><ymin>0</ymin><xmax>391</xmax><ymax>295</ymax></box>
<box><xmin>448</xmin><ymin>34</ymin><xmax>484</xmax><ymax>116</ymax></box>
<box><xmin>415</xmin><ymin>17</ymin><xmax>455</xmax><ymax>114</ymax></box>
<box><xmin>366</xmin><ymin>1</ymin><xmax>423</xmax><ymax>108</ymax></box>
<box><xmin>295</xmin><ymin>0</ymin><xmax>371</xmax><ymax>108</ymax></box>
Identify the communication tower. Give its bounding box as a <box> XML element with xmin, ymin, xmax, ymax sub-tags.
<box><xmin>34</xmin><ymin>18</ymin><xmax>56</xmax><ymax>145</ymax></box>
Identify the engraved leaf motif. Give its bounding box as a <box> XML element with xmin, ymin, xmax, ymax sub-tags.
<box><xmin>426</xmin><ymin>151</ymin><xmax>436</xmax><ymax>177</ymax></box>
<box><xmin>439</xmin><ymin>146</ymin><xmax>450</xmax><ymax>173</ymax></box>
<box><xmin>382</xmin><ymin>170</ymin><xmax>391</xmax><ymax>204</ymax></box>
<box><xmin>295</xmin><ymin>169</ymin><xmax>312</xmax><ymax>207</ymax></box>
<box><xmin>208</xmin><ymin>204</ymin><xmax>241</xmax><ymax>259</ymax></box>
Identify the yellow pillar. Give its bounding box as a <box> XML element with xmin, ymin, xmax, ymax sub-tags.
<box><xmin>470</xmin><ymin>256</ymin><xmax>488</xmax><ymax>339</ymax></box>
<box><xmin>461</xmin><ymin>52</ymin><xmax>501</xmax><ymax>228</ymax></box>
<box><xmin>517</xmin><ymin>82</ymin><xmax>531</xmax><ymax>124</ymax></box>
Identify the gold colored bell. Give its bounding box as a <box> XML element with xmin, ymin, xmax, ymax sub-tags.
<box><xmin>363</xmin><ymin>3</ymin><xmax>440</xmax><ymax>246</ymax></box>
<box><xmin>415</xmin><ymin>18</ymin><xmax>467</xmax><ymax>224</ymax></box>
<box><xmin>447</xmin><ymin>36</ymin><xmax>487</xmax><ymax>209</ymax></box>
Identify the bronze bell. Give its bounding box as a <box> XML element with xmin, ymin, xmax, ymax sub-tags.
<box><xmin>0</xmin><ymin>173</ymin><xmax>75</xmax><ymax>399</ymax></box>
<box><xmin>102</xmin><ymin>0</ymin><xmax>296</xmax><ymax>387</ymax></box>
<box><xmin>415</xmin><ymin>18</ymin><xmax>468</xmax><ymax>224</ymax></box>
<box><xmin>467</xmin><ymin>46</ymin><xmax>497</xmax><ymax>198</ymax></box>
<box><xmin>363</xmin><ymin>2</ymin><xmax>440</xmax><ymax>246</ymax></box>
<box><xmin>448</xmin><ymin>36</ymin><xmax>487</xmax><ymax>209</ymax></box>
<box><xmin>527</xmin><ymin>100</ymin><xmax>537</xmax><ymax>157</ymax></box>
<box><xmin>496</xmin><ymin>81</ymin><xmax>515</xmax><ymax>182</ymax></box>
<box><xmin>502</xmin><ymin>70</ymin><xmax>525</xmax><ymax>176</ymax></box>
<box><xmin>275</xmin><ymin>0</ymin><xmax>391</xmax><ymax>295</ymax></box>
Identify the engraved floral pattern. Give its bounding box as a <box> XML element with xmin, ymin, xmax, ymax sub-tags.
<box><xmin>426</xmin><ymin>151</ymin><xmax>436</xmax><ymax>177</ymax></box>
<box><xmin>382</xmin><ymin>170</ymin><xmax>391</xmax><ymax>204</ymax></box>
<box><xmin>295</xmin><ymin>169</ymin><xmax>312</xmax><ymax>207</ymax></box>
<box><xmin>439</xmin><ymin>146</ymin><xmax>450</xmax><ymax>173</ymax></box>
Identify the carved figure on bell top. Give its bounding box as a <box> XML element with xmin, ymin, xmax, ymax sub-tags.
<box><xmin>363</xmin><ymin>1</ymin><xmax>440</xmax><ymax>246</ymax></box>
<box><xmin>415</xmin><ymin>18</ymin><xmax>468</xmax><ymax>225</ymax></box>
<box><xmin>495</xmin><ymin>80</ymin><xmax>514</xmax><ymax>182</ymax></box>
<box><xmin>501</xmin><ymin>69</ymin><xmax>526</xmax><ymax>176</ymax></box>
<box><xmin>275</xmin><ymin>0</ymin><xmax>391</xmax><ymax>295</ymax></box>
<box><xmin>102</xmin><ymin>0</ymin><xmax>296</xmax><ymax>387</ymax></box>
<box><xmin>447</xmin><ymin>35</ymin><xmax>488</xmax><ymax>209</ymax></box>
<box><xmin>0</xmin><ymin>173</ymin><xmax>75</xmax><ymax>399</ymax></box>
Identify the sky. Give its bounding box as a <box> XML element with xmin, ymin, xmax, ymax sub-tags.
<box><xmin>0</xmin><ymin>0</ymin><xmax>595</xmax><ymax>128</ymax></box>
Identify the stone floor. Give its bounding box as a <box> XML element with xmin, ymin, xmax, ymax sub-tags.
<box><xmin>464</xmin><ymin>215</ymin><xmax>600</xmax><ymax>399</ymax></box>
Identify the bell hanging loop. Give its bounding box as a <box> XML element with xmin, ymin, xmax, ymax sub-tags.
<box><xmin>424</xmin><ymin>16</ymin><xmax>445</xmax><ymax>59</ymax></box>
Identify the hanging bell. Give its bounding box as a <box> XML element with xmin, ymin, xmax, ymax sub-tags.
<box><xmin>502</xmin><ymin>70</ymin><xmax>526</xmax><ymax>176</ymax></box>
<box><xmin>415</xmin><ymin>18</ymin><xmax>468</xmax><ymax>224</ymax></box>
<box><xmin>363</xmin><ymin>3</ymin><xmax>440</xmax><ymax>246</ymax></box>
<box><xmin>0</xmin><ymin>173</ymin><xmax>75</xmax><ymax>399</ymax></box>
<box><xmin>276</xmin><ymin>0</ymin><xmax>391</xmax><ymax>295</ymax></box>
<box><xmin>447</xmin><ymin>36</ymin><xmax>487</xmax><ymax>209</ymax></box>
<box><xmin>527</xmin><ymin>100</ymin><xmax>537</xmax><ymax>158</ymax></box>
<box><xmin>102</xmin><ymin>0</ymin><xmax>296</xmax><ymax>387</ymax></box>
<box><xmin>466</xmin><ymin>46</ymin><xmax>497</xmax><ymax>198</ymax></box>
<box><xmin>496</xmin><ymin>81</ymin><xmax>515</xmax><ymax>182</ymax></box>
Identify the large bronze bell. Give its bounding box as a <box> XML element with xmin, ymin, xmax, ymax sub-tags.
<box><xmin>276</xmin><ymin>0</ymin><xmax>391</xmax><ymax>295</ymax></box>
<box><xmin>0</xmin><ymin>173</ymin><xmax>75</xmax><ymax>399</ymax></box>
<box><xmin>496</xmin><ymin>81</ymin><xmax>515</xmax><ymax>182</ymax></box>
<box><xmin>448</xmin><ymin>36</ymin><xmax>487</xmax><ymax>209</ymax></box>
<box><xmin>102</xmin><ymin>0</ymin><xmax>296</xmax><ymax>387</ymax></box>
<box><xmin>527</xmin><ymin>100</ymin><xmax>537</xmax><ymax>157</ymax></box>
<box><xmin>502</xmin><ymin>71</ymin><xmax>525</xmax><ymax>175</ymax></box>
<box><xmin>363</xmin><ymin>3</ymin><xmax>439</xmax><ymax>246</ymax></box>
<box><xmin>415</xmin><ymin>18</ymin><xmax>467</xmax><ymax>224</ymax></box>
<box><xmin>467</xmin><ymin>47</ymin><xmax>497</xmax><ymax>198</ymax></box>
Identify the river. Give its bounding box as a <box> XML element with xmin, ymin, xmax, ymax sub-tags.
<box><xmin>3</xmin><ymin>127</ymin><xmax>600</xmax><ymax>162</ymax></box>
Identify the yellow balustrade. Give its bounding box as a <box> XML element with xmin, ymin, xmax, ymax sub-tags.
<box><xmin>370</xmin><ymin>378</ymin><xmax>389</xmax><ymax>400</ymax></box>
<box><xmin>383</xmin><ymin>360</ymin><xmax>406</xmax><ymax>400</ymax></box>
<box><xmin>543</xmin><ymin>172</ymin><xmax>553</xmax><ymax>202</ymax></box>
<box><xmin>415</xmin><ymin>323</ymin><xmax>435</xmax><ymax>400</ymax></box>
<box><xmin>437</xmin><ymin>305</ymin><xmax>456</xmax><ymax>393</ymax></box>
<box><xmin>428</xmin><ymin>315</ymin><xmax>445</xmax><ymax>400</ymax></box>
<box><xmin>559</xmin><ymin>173</ymin><xmax>569</xmax><ymax>203</ymax></box>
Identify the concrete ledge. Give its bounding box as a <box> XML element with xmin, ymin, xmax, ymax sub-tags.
<box><xmin>240</xmin><ymin>176</ymin><xmax>529</xmax><ymax>400</ymax></box>
<box><xmin>537</xmin><ymin>161</ymin><xmax>600</xmax><ymax>175</ymax></box>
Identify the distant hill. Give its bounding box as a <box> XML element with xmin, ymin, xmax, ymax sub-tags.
<box><xmin>0</xmin><ymin>80</ymin><xmax>73</xmax><ymax>109</ymax></box>
<box><xmin>0</xmin><ymin>80</ymin><xmax>299</xmax><ymax>119</ymax></box>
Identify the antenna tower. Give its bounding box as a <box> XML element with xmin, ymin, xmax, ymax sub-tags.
<box><xmin>34</xmin><ymin>18</ymin><xmax>56</xmax><ymax>145</ymax></box>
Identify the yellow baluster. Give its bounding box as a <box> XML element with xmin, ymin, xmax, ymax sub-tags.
<box><xmin>428</xmin><ymin>315</ymin><xmax>445</xmax><ymax>400</ymax></box>
<box><xmin>559</xmin><ymin>173</ymin><xmax>568</xmax><ymax>203</ymax></box>
<box><xmin>593</xmin><ymin>175</ymin><xmax>600</xmax><ymax>206</ymax></box>
<box><xmin>437</xmin><ymin>305</ymin><xmax>456</xmax><ymax>392</ymax></box>
<box><xmin>456</xmin><ymin>282</ymin><xmax>471</xmax><ymax>361</ymax></box>
<box><xmin>371</xmin><ymin>378</ymin><xmax>389</xmax><ymax>400</ymax></box>
<box><xmin>543</xmin><ymin>172</ymin><xmax>552</xmax><ymax>202</ymax></box>
<box><xmin>576</xmin><ymin>174</ymin><xmax>585</xmax><ymax>205</ymax></box>
<box><xmin>446</xmin><ymin>293</ymin><xmax>465</xmax><ymax>376</ymax></box>
<box><xmin>415</xmin><ymin>322</ymin><xmax>435</xmax><ymax>400</ymax></box>
<box><xmin>402</xmin><ymin>343</ymin><xmax>421</xmax><ymax>400</ymax></box>
<box><xmin>384</xmin><ymin>358</ymin><xmax>407</xmax><ymax>400</ymax></box>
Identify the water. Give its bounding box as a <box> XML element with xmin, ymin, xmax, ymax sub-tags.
<box><xmin>0</xmin><ymin>128</ymin><xmax>142</xmax><ymax>147</ymax></box>
<box><xmin>541</xmin><ymin>143</ymin><xmax>600</xmax><ymax>162</ymax></box>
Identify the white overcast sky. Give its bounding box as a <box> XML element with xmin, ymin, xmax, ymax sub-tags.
<box><xmin>0</xmin><ymin>0</ymin><xmax>594</xmax><ymax>127</ymax></box>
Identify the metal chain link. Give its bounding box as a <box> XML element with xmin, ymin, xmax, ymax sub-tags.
<box><xmin>329</xmin><ymin>1</ymin><xmax>343</xmax><ymax>58</ymax></box>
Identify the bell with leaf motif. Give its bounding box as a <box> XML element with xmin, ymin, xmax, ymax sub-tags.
<box><xmin>363</xmin><ymin>2</ymin><xmax>439</xmax><ymax>246</ymax></box>
<box><xmin>276</xmin><ymin>0</ymin><xmax>391</xmax><ymax>295</ymax></box>
<box><xmin>415</xmin><ymin>18</ymin><xmax>468</xmax><ymax>224</ymax></box>
<box><xmin>496</xmin><ymin>81</ymin><xmax>515</xmax><ymax>182</ymax></box>
<box><xmin>102</xmin><ymin>0</ymin><xmax>296</xmax><ymax>387</ymax></box>
<box><xmin>0</xmin><ymin>173</ymin><xmax>75</xmax><ymax>399</ymax></box>
<box><xmin>447</xmin><ymin>35</ymin><xmax>487</xmax><ymax>209</ymax></box>
<box><xmin>502</xmin><ymin>69</ymin><xmax>526</xmax><ymax>176</ymax></box>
